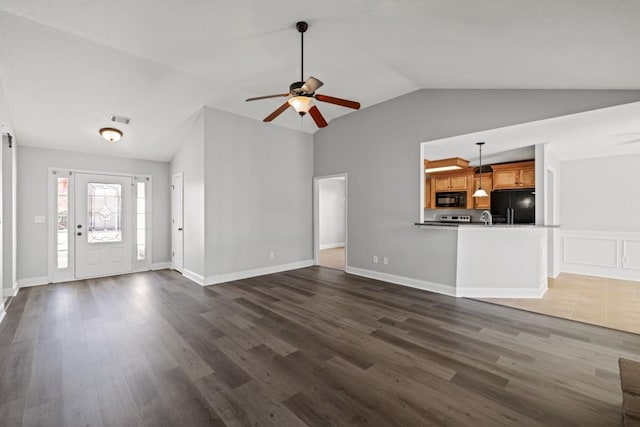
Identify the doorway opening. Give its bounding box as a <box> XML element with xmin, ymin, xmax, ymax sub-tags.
<box><xmin>171</xmin><ymin>173</ymin><xmax>184</xmax><ymax>273</ymax></box>
<box><xmin>314</xmin><ymin>174</ymin><xmax>347</xmax><ymax>271</ymax></box>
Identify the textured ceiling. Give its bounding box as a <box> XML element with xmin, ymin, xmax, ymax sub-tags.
<box><xmin>1</xmin><ymin>1</ymin><xmax>639</xmax><ymax>161</ymax></box>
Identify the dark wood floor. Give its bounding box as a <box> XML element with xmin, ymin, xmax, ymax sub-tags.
<box><xmin>0</xmin><ymin>267</ymin><xmax>637</xmax><ymax>426</ymax></box>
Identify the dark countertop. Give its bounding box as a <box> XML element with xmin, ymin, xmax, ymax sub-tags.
<box><xmin>415</xmin><ymin>222</ymin><xmax>558</xmax><ymax>228</ymax></box>
<box><xmin>415</xmin><ymin>221</ymin><xmax>462</xmax><ymax>227</ymax></box>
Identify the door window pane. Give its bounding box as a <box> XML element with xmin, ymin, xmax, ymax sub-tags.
<box><xmin>87</xmin><ymin>183</ymin><xmax>122</xmax><ymax>243</ymax></box>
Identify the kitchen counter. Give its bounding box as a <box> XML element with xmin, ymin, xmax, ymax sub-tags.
<box><xmin>415</xmin><ymin>222</ymin><xmax>556</xmax><ymax>228</ymax></box>
<box><xmin>415</xmin><ymin>222</ymin><xmax>548</xmax><ymax>298</ymax></box>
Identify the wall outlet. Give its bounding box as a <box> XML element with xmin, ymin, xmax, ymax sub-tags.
<box><xmin>373</xmin><ymin>255</ymin><xmax>379</xmax><ymax>264</ymax></box>
<box><xmin>35</xmin><ymin>216</ymin><xmax>46</xmax><ymax>224</ymax></box>
<box><xmin>382</xmin><ymin>257</ymin><xmax>389</xmax><ymax>265</ymax></box>
<box><xmin>269</xmin><ymin>251</ymin><xmax>275</xmax><ymax>260</ymax></box>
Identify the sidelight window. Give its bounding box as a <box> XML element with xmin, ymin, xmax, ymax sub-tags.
<box><xmin>136</xmin><ymin>181</ymin><xmax>146</xmax><ymax>260</ymax></box>
<box><xmin>57</xmin><ymin>177</ymin><xmax>69</xmax><ymax>268</ymax></box>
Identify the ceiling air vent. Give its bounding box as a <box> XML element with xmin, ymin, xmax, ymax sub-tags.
<box><xmin>110</xmin><ymin>114</ymin><xmax>130</xmax><ymax>125</ymax></box>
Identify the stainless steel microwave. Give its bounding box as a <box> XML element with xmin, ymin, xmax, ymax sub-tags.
<box><xmin>435</xmin><ymin>191</ymin><xmax>466</xmax><ymax>208</ymax></box>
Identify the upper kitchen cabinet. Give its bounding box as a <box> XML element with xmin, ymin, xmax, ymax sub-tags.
<box><xmin>473</xmin><ymin>173</ymin><xmax>493</xmax><ymax>209</ymax></box>
<box><xmin>492</xmin><ymin>161</ymin><xmax>535</xmax><ymax>189</ymax></box>
<box><xmin>424</xmin><ymin>177</ymin><xmax>433</xmax><ymax>209</ymax></box>
<box><xmin>433</xmin><ymin>174</ymin><xmax>470</xmax><ymax>191</ymax></box>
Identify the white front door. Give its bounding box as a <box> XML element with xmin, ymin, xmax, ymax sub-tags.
<box><xmin>171</xmin><ymin>173</ymin><xmax>184</xmax><ymax>272</ymax></box>
<box><xmin>74</xmin><ymin>173</ymin><xmax>133</xmax><ymax>279</ymax></box>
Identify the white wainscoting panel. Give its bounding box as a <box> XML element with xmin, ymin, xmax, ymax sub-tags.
<box><xmin>560</xmin><ymin>230</ymin><xmax>640</xmax><ymax>281</ymax></box>
<box><xmin>563</xmin><ymin>236</ymin><xmax>617</xmax><ymax>267</ymax></box>
<box><xmin>623</xmin><ymin>240</ymin><xmax>640</xmax><ymax>271</ymax></box>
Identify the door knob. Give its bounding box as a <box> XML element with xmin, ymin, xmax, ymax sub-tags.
<box><xmin>178</xmin><ymin>227</ymin><xmax>183</xmax><ymax>231</ymax></box>
<box><xmin>77</xmin><ymin>224</ymin><xmax>82</xmax><ymax>229</ymax></box>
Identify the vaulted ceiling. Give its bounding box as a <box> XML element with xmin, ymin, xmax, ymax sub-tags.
<box><xmin>1</xmin><ymin>1</ymin><xmax>639</xmax><ymax>161</ymax></box>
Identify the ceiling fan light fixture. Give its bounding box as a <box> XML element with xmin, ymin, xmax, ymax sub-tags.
<box><xmin>288</xmin><ymin>96</ymin><xmax>313</xmax><ymax>115</ymax></box>
<box><xmin>99</xmin><ymin>127</ymin><xmax>123</xmax><ymax>142</ymax></box>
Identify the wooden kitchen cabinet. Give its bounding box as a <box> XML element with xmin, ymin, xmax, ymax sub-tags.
<box><xmin>492</xmin><ymin>161</ymin><xmax>535</xmax><ymax>189</ymax></box>
<box><xmin>424</xmin><ymin>178</ymin><xmax>432</xmax><ymax>209</ymax></box>
<box><xmin>521</xmin><ymin>167</ymin><xmax>536</xmax><ymax>187</ymax></box>
<box><xmin>433</xmin><ymin>174</ymin><xmax>469</xmax><ymax>191</ymax></box>
<box><xmin>473</xmin><ymin>173</ymin><xmax>493</xmax><ymax>209</ymax></box>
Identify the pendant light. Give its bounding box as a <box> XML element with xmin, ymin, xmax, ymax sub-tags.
<box><xmin>472</xmin><ymin>142</ymin><xmax>488</xmax><ymax>198</ymax></box>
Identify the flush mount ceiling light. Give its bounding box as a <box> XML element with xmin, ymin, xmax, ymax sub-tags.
<box><xmin>472</xmin><ymin>142</ymin><xmax>488</xmax><ymax>198</ymax></box>
<box><xmin>99</xmin><ymin>127</ymin><xmax>123</xmax><ymax>142</ymax></box>
<box><xmin>424</xmin><ymin>157</ymin><xmax>469</xmax><ymax>173</ymax></box>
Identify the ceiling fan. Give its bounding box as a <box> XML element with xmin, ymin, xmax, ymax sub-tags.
<box><xmin>245</xmin><ymin>21</ymin><xmax>360</xmax><ymax>128</ymax></box>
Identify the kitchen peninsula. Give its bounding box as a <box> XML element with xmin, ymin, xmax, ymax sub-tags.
<box><xmin>419</xmin><ymin>149</ymin><xmax>548</xmax><ymax>298</ymax></box>
<box><xmin>415</xmin><ymin>221</ymin><xmax>548</xmax><ymax>298</ymax></box>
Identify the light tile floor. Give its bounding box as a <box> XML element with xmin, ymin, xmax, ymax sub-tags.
<box><xmin>479</xmin><ymin>273</ymin><xmax>640</xmax><ymax>335</ymax></box>
<box><xmin>319</xmin><ymin>247</ymin><xmax>345</xmax><ymax>271</ymax></box>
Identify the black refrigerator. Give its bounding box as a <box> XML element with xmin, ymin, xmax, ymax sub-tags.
<box><xmin>490</xmin><ymin>189</ymin><xmax>535</xmax><ymax>224</ymax></box>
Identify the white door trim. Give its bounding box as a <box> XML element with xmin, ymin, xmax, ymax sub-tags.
<box><xmin>47</xmin><ymin>167</ymin><xmax>152</xmax><ymax>283</ymax></box>
<box><xmin>313</xmin><ymin>173</ymin><xmax>348</xmax><ymax>269</ymax></box>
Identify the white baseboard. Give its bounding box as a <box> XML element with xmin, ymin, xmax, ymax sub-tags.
<box><xmin>152</xmin><ymin>262</ymin><xmax>172</xmax><ymax>270</ymax></box>
<box><xmin>0</xmin><ymin>309</ymin><xmax>5</xmax><ymax>325</ymax></box>
<box><xmin>320</xmin><ymin>242</ymin><xmax>345</xmax><ymax>250</ymax></box>
<box><xmin>183</xmin><ymin>269</ymin><xmax>205</xmax><ymax>286</ymax></box>
<box><xmin>559</xmin><ymin>265</ymin><xmax>640</xmax><ymax>282</ymax></box>
<box><xmin>457</xmin><ymin>282</ymin><xmax>548</xmax><ymax>298</ymax></box>
<box><xmin>17</xmin><ymin>276</ymin><xmax>49</xmax><ymax>289</ymax></box>
<box><xmin>205</xmin><ymin>259</ymin><xmax>314</xmax><ymax>286</ymax></box>
<box><xmin>345</xmin><ymin>266</ymin><xmax>456</xmax><ymax>297</ymax></box>
<box><xmin>3</xmin><ymin>284</ymin><xmax>18</xmax><ymax>297</ymax></box>
<box><xmin>134</xmin><ymin>262</ymin><xmax>172</xmax><ymax>273</ymax></box>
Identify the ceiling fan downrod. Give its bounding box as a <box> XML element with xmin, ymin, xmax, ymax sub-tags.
<box><xmin>296</xmin><ymin>21</ymin><xmax>308</xmax><ymax>83</ymax></box>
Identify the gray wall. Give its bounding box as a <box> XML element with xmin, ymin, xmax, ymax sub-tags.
<box><xmin>0</xmin><ymin>83</ymin><xmax>17</xmax><ymax>299</ymax></box>
<box><xmin>561</xmin><ymin>153</ymin><xmax>640</xmax><ymax>232</ymax></box>
<box><xmin>319</xmin><ymin>178</ymin><xmax>346</xmax><ymax>247</ymax></box>
<box><xmin>2</xmin><ymin>136</ymin><xmax>16</xmax><ymax>292</ymax></box>
<box><xmin>17</xmin><ymin>146</ymin><xmax>171</xmax><ymax>281</ymax></box>
<box><xmin>203</xmin><ymin>107</ymin><xmax>313</xmax><ymax>278</ymax></box>
<box><xmin>314</xmin><ymin>89</ymin><xmax>640</xmax><ymax>286</ymax></box>
<box><xmin>170</xmin><ymin>110</ymin><xmax>206</xmax><ymax>278</ymax></box>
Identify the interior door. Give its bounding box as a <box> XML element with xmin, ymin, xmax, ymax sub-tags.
<box><xmin>171</xmin><ymin>174</ymin><xmax>184</xmax><ymax>272</ymax></box>
<box><xmin>75</xmin><ymin>173</ymin><xmax>133</xmax><ymax>279</ymax></box>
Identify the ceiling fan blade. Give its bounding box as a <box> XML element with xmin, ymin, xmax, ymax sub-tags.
<box><xmin>301</xmin><ymin>77</ymin><xmax>323</xmax><ymax>94</ymax></box>
<box><xmin>315</xmin><ymin>94</ymin><xmax>360</xmax><ymax>110</ymax></box>
<box><xmin>263</xmin><ymin>102</ymin><xmax>291</xmax><ymax>122</ymax></box>
<box><xmin>246</xmin><ymin>93</ymin><xmax>289</xmax><ymax>102</ymax></box>
<box><xmin>308</xmin><ymin>106</ymin><xmax>328</xmax><ymax>128</ymax></box>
